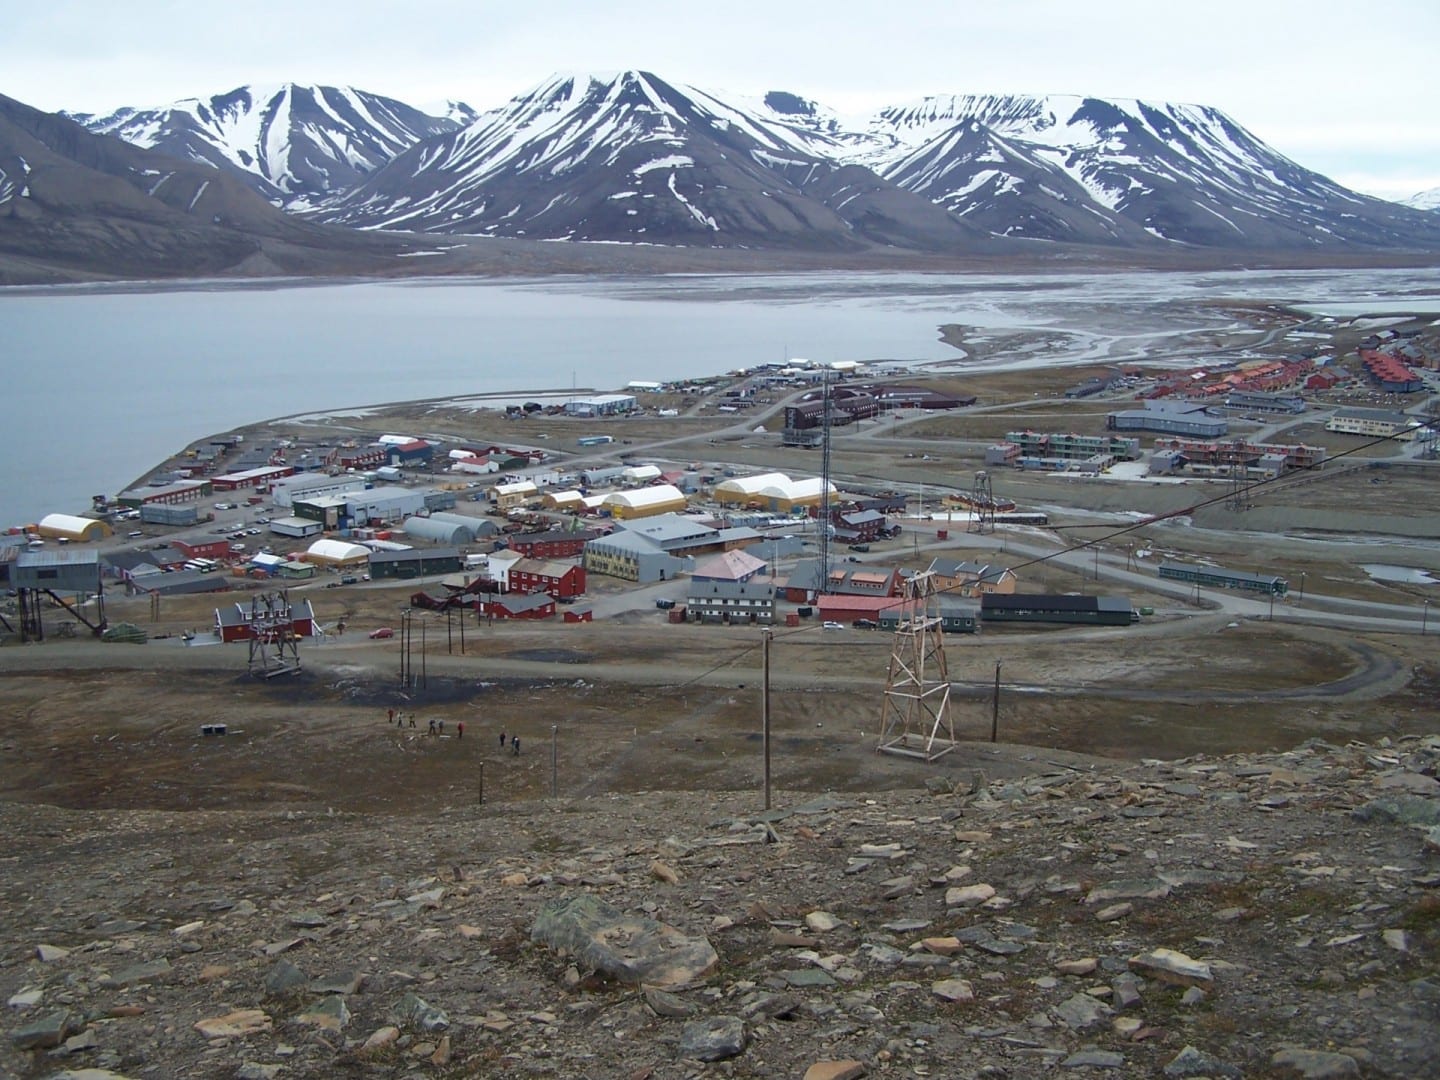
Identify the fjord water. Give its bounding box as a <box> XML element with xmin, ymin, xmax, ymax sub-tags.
<box><xmin>3</xmin><ymin>267</ymin><xmax>1437</xmax><ymax>527</ymax></box>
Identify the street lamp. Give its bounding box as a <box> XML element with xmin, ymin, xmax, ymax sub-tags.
<box><xmin>1424</xmin><ymin>599</ymin><xmax>1431</xmax><ymax>636</ymax></box>
<box><xmin>1299</xmin><ymin>571</ymin><xmax>1306</xmax><ymax>604</ymax></box>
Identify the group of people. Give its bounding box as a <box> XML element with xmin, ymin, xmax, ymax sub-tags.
<box><xmin>386</xmin><ymin>708</ymin><xmax>520</xmax><ymax>752</ymax></box>
<box><xmin>386</xmin><ymin>708</ymin><xmax>464</xmax><ymax>739</ymax></box>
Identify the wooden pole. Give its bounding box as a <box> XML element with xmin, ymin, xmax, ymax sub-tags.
<box><xmin>477</xmin><ymin>760</ymin><xmax>484</xmax><ymax>805</ymax></box>
<box><xmin>762</xmin><ymin>627</ymin><xmax>773</xmax><ymax>811</ymax></box>
<box><xmin>551</xmin><ymin>724</ymin><xmax>558</xmax><ymax>799</ymax></box>
<box><xmin>990</xmin><ymin>660</ymin><xmax>1001</xmax><ymax>743</ymax></box>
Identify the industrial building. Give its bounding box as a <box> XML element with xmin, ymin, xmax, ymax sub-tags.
<box><xmin>564</xmin><ymin>394</ymin><xmax>636</xmax><ymax>417</ymax></box>
<box><xmin>293</xmin><ymin>485</ymin><xmax>432</xmax><ymax>529</ymax></box>
<box><xmin>303</xmin><ymin>539</ymin><xmax>372</xmax><ymax>569</ymax></box>
<box><xmin>210</xmin><ymin>465</ymin><xmax>295</xmax><ymax>491</ymax></box>
<box><xmin>368</xmin><ymin>548</ymin><xmax>463</xmax><ymax>580</ymax></box>
<box><xmin>980</xmin><ymin>593</ymin><xmax>1136</xmax><ymax>626</ymax></box>
<box><xmin>118</xmin><ymin>480</ymin><xmax>212</xmax><ymax>508</ymax></box>
<box><xmin>268</xmin><ymin>516</ymin><xmax>324</xmax><ymax>539</ymax></box>
<box><xmin>128</xmin><ymin>568</ymin><xmax>232</xmax><ymax>597</ymax></box>
<box><xmin>602</xmin><ymin>484</ymin><xmax>689</xmax><ymax>520</ymax></box>
<box><xmin>271</xmin><ymin>473</ymin><xmax>369</xmax><ymax>507</ymax></box>
<box><xmin>35</xmin><ymin>514</ymin><xmax>113</xmax><ymax>543</ymax></box>
<box><xmin>140</xmin><ymin>503</ymin><xmax>202</xmax><ymax>527</ymax></box>
<box><xmin>580</xmin><ymin>465</ymin><xmax>628</xmax><ymax>486</ymax></box>
<box><xmin>488</xmin><ymin>480</ymin><xmax>538</xmax><ymax>509</ymax></box>
<box><xmin>1107</xmin><ymin>401</ymin><xmax>1229</xmax><ymax>438</ymax></box>
<box><xmin>402</xmin><ymin>516</ymin><xmax>475</xmax><ymax>545</ymax></box>
<box><xmin>1158</xmin><ymin>561</ymin><xmax>1288</xmax><ymax>596</ymax></box>
<box><xmin>712</xmin><ymin>473</ymin><xmax>837</xmax><ymax>513</ymax></box>
<box><xmin>622</xmin><ymin>464</ymin><xmax>663</xmax><ymax>485</ymax></box>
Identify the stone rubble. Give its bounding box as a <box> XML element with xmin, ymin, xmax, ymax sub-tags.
<box><xmin>1</xmin><ymin>734</ymin><xmax>1437</xmax><ymax>1076</ymax></box>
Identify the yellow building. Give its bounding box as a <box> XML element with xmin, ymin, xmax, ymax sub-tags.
<box><xmin>36</xmin><ymin>513</ymin><xmax>113</xmax><ymax>543</ymax></box>
<box><xmin>603</xmin><ymin>484</ymin><xmax>689</xmax><ymax>520</ymax></box>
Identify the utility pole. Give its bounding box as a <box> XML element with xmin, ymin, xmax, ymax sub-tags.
<box><xmin>477</xmin><ymin>761</ymin><xmax>484</xmax><ymax>806</ymax></box>
<box><xmin>762</xmin><ymin>627</ymin><xmax>773</xmax><ymax>811</ymax></box>
<box><xmin>1424</xmin><ymin>599</ymin><xmax>1431</xmax><ymax>635</ymax></box>
<box><xmin>551</xmin><ymin>724</ymin><xmax>559</xmax><ymax>798</ymax></box>
<box><xmin>420</xmin><ymin>620</ymin><xmax>427</xmax><ymax>688</ymax></box>
<box><xmin>991</xmin><ymin>660</ymin><xmax>1001</xmax><ymax>743</ymax></box>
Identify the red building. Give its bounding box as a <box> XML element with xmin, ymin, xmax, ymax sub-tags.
<box><xmin>815</xmin><ymin>594</ymin><xmax>896</xmax><ymax>623</ymax></box>
<box><xmin>483</xmin><ymin>593</ymin><xmax>556</xmax><ymax>620</ymax></box>
<box><xmin>562</xmin><ymin>606</ymin><xmax>594</xmax><ymax>623</ymax></box>
<box><xmin>213</xmin><ymin>600</ymin><xmax>318</xmax><ymax>643</ymax></box>
<box><xmin>507</xmin><ymin>529</ymin><xmax>599</xmax><ymax>559</ymax></box>
<box><xmin>175</xmin><ymin>538</ymin><xmax>233</xmax><ymax>561</ymax></box>
<box><xmin>508</xmin><ymin>558</ymin><xmax>586</xmax><ymax>599</ymax></box>
<box><xmin>211</xmin><ymin>465</ymin><xmax>295</xmax><ymax>491</ymax></box>
<box><xmin>338</xmin><ymin>446</ymin><xmax>388</xmax><ymax>470</ymax></box>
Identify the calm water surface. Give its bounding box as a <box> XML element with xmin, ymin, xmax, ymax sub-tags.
<box><xmin>3</xmin><ymin>267</ymin><xmax>1437</xmax><ymax>526</ymax></box>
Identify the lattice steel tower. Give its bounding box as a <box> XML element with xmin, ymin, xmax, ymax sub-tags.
<box><xmin>878</xmin><ymin>570</ymin><xmax>957</xmax><ymax>761</ymax></box>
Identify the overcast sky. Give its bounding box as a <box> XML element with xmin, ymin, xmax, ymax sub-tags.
<box><xmin>5</xmin><ymin>0</ymin><xmax>1436</xmax><ymax>201</ymax></box>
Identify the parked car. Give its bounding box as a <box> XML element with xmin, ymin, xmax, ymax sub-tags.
<box><xmin>847</xmin><ymin>543</ymin><xmax>870</xmax><ymax>552</ymax></box>
<box><xmin>369</xmin><ymin>627</ymin><xmax>395</xmax><ymax>639</ymax></box>
<box><xmin>852</xmin><ymin>618</ymin><xmax>878</xmax><ymax>629</ymax></box>
<box><xmin>823</xmin><ymin>621</ymin><xmax>844</xmax><ymax>630</ymax></box>
<box><xmin>340</xmin><ymin>575</ymin><xmax>359</xmax><ymax>585</ymax></box>
<box><xmin>655</xmin><ymin>598</ymin><xmax>676</xmax><ymax>610</ymax></box>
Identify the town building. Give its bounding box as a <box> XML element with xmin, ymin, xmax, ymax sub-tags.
<box><xmin>686</xmin><ymin>579</ymin><xmax>777</xmax><ymax>624</ymax></box>
<box><xmin>302</xmin><ymin>539</ymin><xmax>371</xmax><ymax>569</ymax></box>
<box><xmin>271</xmin><ymin>473</ymin><xmax>369</xmax><ymax>508</ymax></box>
<box><xmin>877</xmin><ymin>596</ymin><xmax>980</xmax><ymax>634</ymax></box>
<box><xmin>483</xmin><ymin>593</ymin><xmax>556</xmax><ymax>620</ymax></box>
<box><xmin>1325</xmin><ymin>408</ymin><xmax>1425</xmax><ymax>441</ymax></box>
<box><xmin>210</xmin><ymin>465</ymin><xmax>295</xmax><ymax>492</ymax></box>
<box><xmin>508</xmin><ymin>557</ymin><xmax>586</xmax><ymax>599</ymax></box>
<box><xmin>927</xmin><ymin>558</ymin><xmax>1017</xmax><ymax>597</ymax></box>
<box><xmin>692</xmin><ymin>549</ymin><xmax>768</xmax><ymax>583</ymax></box>
<box><xmin>118</xmin><ymin>480</ymin><xmax>212</xmax><ymax>508</ymax></box>
<box><xmin>980</xmin><ymin>593</ymin><xmax>1135</xmax><ymax>626</ymax></box>
<box><xmin>582</xmin><ymin>529</ymin><xmax>690</xmax><ymax>583</ymax></box>
<box><xmin>783</xmin><ymin>560</ymin><xmax>901</xmax><ymax>604</ymax></box>
<box><xmin>508</xmin><ymin>528</ymin><xmax>601</xmax><ymax>559</ymax></box>
<box><xmin>1158</xmin><ymin>561</ymin><xmax>1287</xmax><ymax>596</ymax></box>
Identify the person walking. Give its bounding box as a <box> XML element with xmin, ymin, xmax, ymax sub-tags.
<box><xmin>512</xmin><ymin>735</ymin><xmax>520</xmax><ymax>756</ymax></box>
<box><xmin>428</xmin><ymin>718</ymin><xmax>437</xmax><ymax>736</ymax></box>
<box><xmin>456</xmin><ymin>721</ymin><xmax>464</xmax><ymax>740</ymax></box>
<box><xmin>500</xmin><ymin>730</ymin><xmax>507</xmax><ymax>749</ymax></box>
<box><xmin>387</xmin><ymin>708</ymin><xmax>395</xmax><ymax>725</ymax></box>
<box><xmin>408</xmin><ymin>714</ymin><xmax>416</xmax><ymax>728</ymax></box>
<box><xmin>438</xmin><ymin>720</ymin><xmax>445</xmax><ymax>736</ymax></box>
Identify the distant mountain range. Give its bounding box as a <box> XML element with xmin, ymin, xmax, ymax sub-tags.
<box><xmin>5</xmin><ymin>71</ymin><xmax>1439</xmax><ymax>282</ymax></box>
<box><xmin>0</xmin><ymin>92</ymin><xmax>411</xmax><ymax>283</ymax></box>
<box><xmin>1406</xmin><ymin>187</ymin><xmax>1440</xmax><ymax>212</ymax></box>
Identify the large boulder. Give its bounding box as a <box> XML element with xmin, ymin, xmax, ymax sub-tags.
<box><xmin>531</xmin><ymin>894</ymin><xmax>718</xmax><ymax>989</ymax></box>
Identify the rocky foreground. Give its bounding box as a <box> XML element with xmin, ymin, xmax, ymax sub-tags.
<box><xmin>3</xmin><ymin>736</ymin><xmax>1439</xmax><ymax>1079</ymax></box>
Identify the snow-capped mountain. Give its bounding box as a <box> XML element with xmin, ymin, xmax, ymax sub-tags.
<box><xmin>316</xmin><ymin>71</ymin><xmax>990</xmax><ymax>252</ymax></box>
<box><xmin>67</xmin><ymin>73</ymin><xmax>1440</xmax><ymax>254</ymax></box>
<box><xmin>860</xmin><ymin>93</ymin><xmax>1440</xmax><ymax>249</ymax></box>
<box><xmin>1405</xmin><ymin>187</ymin><xmax>1440</xmax><ymax>212</ymax></box>
<box><xmin>69</xmin><ymin>84</ymin><xmax>472</xmax><ymax>208</ymax></box>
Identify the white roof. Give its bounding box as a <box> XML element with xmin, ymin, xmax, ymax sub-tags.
<box><xmin>38</xmin><ymin>513</ymin><xmax>103</xmax><ymax>534</ymax></box>
<box><xmin>491</xmin><ymin>480</ymin><xmax>538</xmax><ymax>496</ymax></box>
<box><xmin>306</xmin><ymin>539</ymin><xmax>370</xmax><ymax>562</ymax></box>
<box><xmin>250</xmin><ymin>552</ymin><xmax>285</xmax><ymax>567</ymax></box>
<box><xmin>622</xmin><ymin>464</ymin><xmax>662</xmax><ymax>481</ymax></box>
<box><xmin>763</xmin><ymin>477</ymin><xmax>837</xmax><ymax>501</ymax></box>
<box><xmin>377</xmin><ymin>434</ymin><xmax>417</xmax><ymax>445</ymax></box>
<box><xmin>714</xmin><ymin>472</ymin><xmax>792</xmax><ymax>497</ymax></box>
<box><xmin>603</xmin><ymin>484</ymin><xmax>688</xmax><ymax>509</ymax></box>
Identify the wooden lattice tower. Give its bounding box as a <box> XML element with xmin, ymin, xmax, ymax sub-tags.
<box><xmin>968</xmin><ymin>470</ymin><xmax>996</xmax><ymax>534</ymax></box>
<box><xmin>247</xmin><ymin>591</ymin><xmax>302</xmax><ymax>678</ymax></box>
<box><xmin>878</xmin><ymin>570</ymin><xmax>956</xmax><ymax>761</ymax></box>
